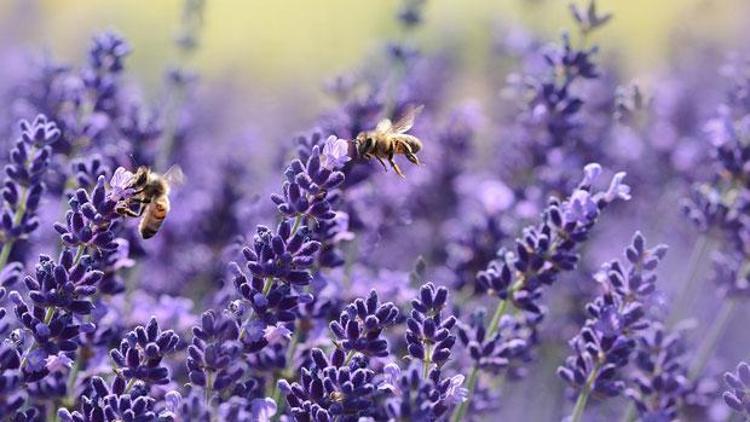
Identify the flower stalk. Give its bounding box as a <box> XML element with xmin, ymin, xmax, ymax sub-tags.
<box><xmin>570</xmin><ymin>362</ymin><xmax>602</xmax><ymax>422</ymax></box>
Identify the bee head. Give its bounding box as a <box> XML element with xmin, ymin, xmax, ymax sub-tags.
<box><xmin>355</xmin><ymin>132</ymin><xmax>374</xmax><ymax>156</ymax></box>
<box><xmin>131</xmin><ymin>166</ymin><xmax>151</xmax><ymax>188</ymax></box>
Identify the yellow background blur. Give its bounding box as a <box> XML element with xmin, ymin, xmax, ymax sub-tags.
<box><xmin>3</xmin><ymin>0</ymin><xmax>748</xmax><ymax>117</ymax></box>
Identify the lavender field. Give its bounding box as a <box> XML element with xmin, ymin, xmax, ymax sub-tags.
<box><xmin>1</xmin><ymin>0</ymin><xmax>750</xmax><ymax>421</ymax></box>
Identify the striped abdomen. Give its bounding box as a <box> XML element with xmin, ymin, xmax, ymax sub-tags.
<box><xmin>139</xmin><ymin>196</ymin><xmax>170</xmax><ymax>239</ymax></box>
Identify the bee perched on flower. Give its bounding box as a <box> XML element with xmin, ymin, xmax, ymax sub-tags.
<box><xmin>111</xmin><ymin>165</ymin><xmax>185</xmax><ymax>239</ymax></box>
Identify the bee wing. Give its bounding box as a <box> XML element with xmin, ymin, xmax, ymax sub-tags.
<box><xmin>375</xmin><ymin>118</ymin><xmax>393</xmax><ymax>133</ymax></box>
<box><xmin>163</xmin><ymin>165</ymin><xmax>186</xmax><ymax>188</ymax></box>
<box><xmin>391</xmin><ymin>105</ymin><xmax>424</xmax><ymax>134</ymax></box>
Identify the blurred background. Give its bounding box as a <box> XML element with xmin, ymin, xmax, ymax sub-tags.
<box><xmin>3</xmin><ymin>0</ymin><xmax>749</xmax><ymax>133</ymax></box>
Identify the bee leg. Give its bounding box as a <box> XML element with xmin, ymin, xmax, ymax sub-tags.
<box><xmin>120</xmin><ymin>199</ymin><xmax>149</xmax><ymax>217</ymax></box>
<box><xmin>389</xmin><ymin>157</ymin><xmax>405</xmax><ymax>178</ymax></box>
<box><xmin>117</xmin><ymin>208</ymin><xmax>139</xmax><ymax>218</ymax></box>
<box><xmin>375</xmin><ymin>156</ymin><xmax>388</xmax><ymax>171</ymax></box>
<box><xmin>405</xmin><ymin>151</ymin><xmax>420</xmax><ymax>165</ymax></box>
<box><xmin>401</xmin><ymin>142</ymin><xmax>420</xmax><ymax>166</ymax></box>
<box><xmin>387</xmin><ymin>147</ymin><xmax>405</xmax><ymax>178</ymax></box>
<box><xmin>116</xmin><ymin>205</ymin><xmax>141</xmax><ymax>218</ymax></box>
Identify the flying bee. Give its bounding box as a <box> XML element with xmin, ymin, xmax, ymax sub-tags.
<box><xmin>355</xmin><ymin>105</ymin><xmax>424</xmax><ymax>178</ymax></box>
<box><xmin>116</xmin><ymin>165</ymin><xmax>185</xmax><ymax>239</ymax></box>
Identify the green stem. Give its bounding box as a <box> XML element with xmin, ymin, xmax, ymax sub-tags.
<box><xmin>47</xmin><ymin>402</ymin><xmax>57</xmax><ymax>422</ymax></box>
<box><xmin>0</xmin><ymin>240</ymin><xmax>15</xmax><ymax>272</ymax></box>
<box><xmin>73</xmin><ymin>245</ymin><xmax>86</xmax><ymax>265</ymax></box>
<box><xmin>487</xmin><ymin>298</ymin><xmax>509</xmax><ymax>336</ymax></box>
<box><xmin>270</xmin><ymin>388</ymin><xmax>283</xmax><ymax>422</ymax></box>
<box><xmin>124</xmin><ymin>378</ymin><xmax>136</xmax><ymax>393</ymax></box>
<box><xmin>452</xmin><ymin>365</ymin><xmax>479</xmax><ymax>422</ymax></box>
<box><xmin>344</xmin><ymin>350</ymin><xmax>356</xmax><ymax>365</ymax></box>
<box><xmin>570</xmin><ymin>365</ymin><xmax>600</xmax><ymax>422</ymax></box>
<box><xmin>423</xmin><ymin>343</ymin><xmax>432</xmax><ymax>379</ymax></box>
<box><xmin>262</xmin><ymin>277</ymin><xmax>273</xmax><ymax>296</ymax></box>
<box><xmin>451</xmin><ymin>299</ymin><xmax>509</xmax><ymax>422</ymax></box>
<box><xmin>290</xmin><ymin>214</ymin><xmax>303</xmax><ymax>236</ymax></box>
<box><xmin>688</xmin><ymin>298</ymin><xmax>737</xmax><ymax>380</ymax></box>
<box><xmin>668</xmin><ymin>235</ymin><xmax>711</xmax><ymax>326</ymax></box>
<box><xmin>205</xmin><ymin>371</ymin><xmax>214</xmax><ymax>405</ymax></box>
<box><xmin>66</xmin><ymin>356</ymin><xmax>81</xmax><ymax>400</ymax></box>
<box><xmin>620</xmin><ymin>402</ymin><xmax>636</xmax><ymax>422</ymax></box>
<box><xmin>44</xmin><ymin>305</ymin><xmax>55</xmax><ymax>324</ymax></box>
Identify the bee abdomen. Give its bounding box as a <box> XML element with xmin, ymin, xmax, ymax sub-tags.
<box><xmin>394</xmin><ymin>134</ymin><xmax>421</xmax><ymax>152</ymax></box>
<box><xmin>140</xmin><ymin>221</ymin><xmax>162</xmax><ymax>239</ymax></box>
<box><xmin>152</xmin><ymin>200</ymin><xmax>168</xmax><ymax>219</ymax></box>
<box><xmin>139</xmin><ymin>197</ymin><xmax>169</xmax><ymax>239</ymax></box>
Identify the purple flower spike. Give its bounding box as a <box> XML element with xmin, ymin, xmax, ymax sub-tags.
<box><xmin>406</xmin><ymin>283</ymin><xmax>457</xmax><ymax>367</ymax></box>
<box><xmin>109</xmin><ymin>317</ymin><xmax>180</xmax><ymax>386</ymax></box>
<box><xmin>238</xmin><ymin>219</ymin><xmax>320</xmax><ymax>286</ymax></box>
<box><xmin>1</xmin><ymin>115</ymin><xmax>61</xmax><ymax>246</ymax></box>
<box><xmin>328</xmin><ymin>289</ymin><xmax>399</xmax><ymax>357</ymax></box>
<box><xmin>271</xmin><ymin>145</ymin><xmax>345</xmax><ymax>222</ymax></box>
<box><xmin>722</xmin><ymin>362</ymin><xmax>750</xmax><ymax>417</ymax></box>
<box><xmin>278</xmin><ymin>347</ymin><xmax>376</xmax><ymax>421</ymax></box>
<box><xmin>558</xmin><ymin>232</ymin><xmax>668</xmax><ymax>404</ymax></box>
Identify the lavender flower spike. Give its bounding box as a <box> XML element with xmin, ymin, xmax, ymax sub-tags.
<box><xmin>455</xmin><ymin>163</ymin><xmax>630</xmax><ymax>422</ymax></box>
<box><xmin>329</xmin><ymin>289</ymin><xmax>399</xmax><ymax>358</ymax></box>
<box><xmin>558</xmin><ymin>232</ymin><xmax>668</xmax><ymax>422</ymax></box>
<box><xmin>0</xmin><ymin>115</ymin><xmax>61</xmax><ymax>268</ymax></box>
<box><xmin>406</xmin><ymin>283</ymin><xmax>458</xmax><ymax>372</ymax></box>
<box><xmin>722</xmin><ymin>362</ymin><xmax>750</xmax><ymax>417</ymax></box>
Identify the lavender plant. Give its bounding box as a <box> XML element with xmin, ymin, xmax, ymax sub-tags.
<box><xmin>0</xmin><ymin>0</ymin><xmax>747</xmax><ymax>420</ymax></box>
<box><xmin>0</xmin><ymin>115</ymin><xmax>61</xmax><ymax>268</ymax></box>
<box><xmin>557</xmin><ymin>232</ymin><xmax>668</xmax><ymax>421</ymax></box>
<box><xmin>452</xmin><ymin>163</ymin><xmax>631</xmax><ymax>421</ymax></box>
<box><xmin>722</xmin><ymin>362</ymin><xmax>750</xmax><ymax>418</ymax></box>
<box><xmin>682</xmin><ymin>58</ymin><xmax>750</xmax><ymax>405</ymax></box>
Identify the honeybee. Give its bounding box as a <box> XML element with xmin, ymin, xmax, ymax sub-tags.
<box><xmin>116</xmin><ymin>165</ymin><xmax>185</xmax><ymax>239</ymax></box>
<box><xmin>355</xmin><ymin>105</ymin><xmax>424</xmax><ymax>178</ymax></box>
